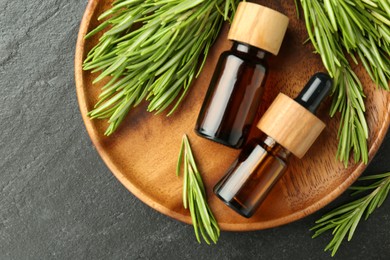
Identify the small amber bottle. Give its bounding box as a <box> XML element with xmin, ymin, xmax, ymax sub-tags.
<box><xmin>195</xmin><ymin>2</ymin><xmax>289</xmax><ymax>149</ymax></box>
<box><xmin>214</xmin><ymin>73</ymin><xmax>332</xmax><ymax>218</ymax></box>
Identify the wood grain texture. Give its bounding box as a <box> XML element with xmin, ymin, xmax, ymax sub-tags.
<box><xmin>75</xmin><ymin>0</ymin><xmax>390</xmax><ymax>231</ymax></box>
<box><xmin>257</xmin><ymin>93</ymin><xmax>325</xmax><ymax>159</ymax></box>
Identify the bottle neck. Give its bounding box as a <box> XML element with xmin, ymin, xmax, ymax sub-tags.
<box><xmin>262</xmin><ymin>136</ymin><xmax>291</xmax><ymax>162</ymax></box>
<box><xmin>231</xmin><ymin>42</ymin><xmax>267</xmax><ymax>60</ymax></box>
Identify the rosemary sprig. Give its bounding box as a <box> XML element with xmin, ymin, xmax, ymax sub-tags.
<box><xmin>176</xmin><ymin>134</ymin><xmax>220</xmax><ymax>244</ymax></box>
<box><xmin>299</xmin><ymin>0</ymin><xmax>390</xmax><ymax>166</ymax></box>
<box><xmin>84</xmin><ymin>0</ymin><xmax>239</xmax><ymax>135</ymax></box>
<box><xmin>311</xmin><ymin>172</ymin><xmax>390</xmax><ymax>256</ymax></box>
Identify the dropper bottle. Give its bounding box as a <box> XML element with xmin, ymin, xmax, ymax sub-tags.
<box><xmin>195</xmin><ymin>2</ymin><xmax>289</xmax><ymax>149</ymax></box>
<box><xmin>214</xmin><ymin>73</ymin><xmax>333</xmax><ymax>218</ymax></box>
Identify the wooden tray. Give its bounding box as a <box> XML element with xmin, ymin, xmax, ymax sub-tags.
<box><xmin>75</xmin><ymin>0</ymin><xmax>390</xmax><ymax>231</ymax></box>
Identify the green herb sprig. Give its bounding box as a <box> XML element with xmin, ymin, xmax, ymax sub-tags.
<box><xmin>176</xmin><ymin>134</ymin><xmax>220</xmax><ymax>244</ymax></box>
<box><xmin>84</xmin><ymin>0</ymin><xmax>239</xmax><ymax>135</ymax></box>
<box><xmin>311</xmin><ymin>172</ymin><xmax>390</xmax><ymax>256</ymax></box>
<box><xmin>299</xmin><ymin>0</ymin><xmax>390</xmax><ymax>166</ymax></box>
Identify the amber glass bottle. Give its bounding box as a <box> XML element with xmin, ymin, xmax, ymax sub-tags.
<box><xmin>214</xmin><ymin>135</ymin><xmax>290</xmax><ymax>217</ymax></box>
<box><xmin>195</xmin><ymin>2</ymin><xmax>289</xmax><ymax>149</ymax></box>
<box><xmin>214</xmin><ymin>73</ymin><xmax>333</xmax><ymax>218</ymax></box>
<box><xmin>195</xmin><ymin>42</ymin><xmax>268</xmax><ymax>148</ymax></box>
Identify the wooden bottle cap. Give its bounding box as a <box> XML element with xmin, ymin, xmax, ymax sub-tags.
<box><xmin>228</xmin><ymin>2</ymin><xmax>289</xmax><ymax>55</ymax></box>
<box><xmin>257</xmin><ymin>93</ymin><xmax>326</xmax><ymax>159</ymax></box>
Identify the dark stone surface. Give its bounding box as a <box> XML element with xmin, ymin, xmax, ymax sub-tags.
<box><xmin>0</xmin><ymin>0</ymin><xmax>389</xmax><ymax>259</ymax></box>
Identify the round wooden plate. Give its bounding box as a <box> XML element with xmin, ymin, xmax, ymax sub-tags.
<box><xmin>75</xmin><ymin>0</ymin><xmax>390</xmax><ymax>231</ymax></box>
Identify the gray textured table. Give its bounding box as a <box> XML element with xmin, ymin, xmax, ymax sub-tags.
<box><xmin>1</xmin><ymin>1</ymin><xmax>389</xmax><ymax>259</ymax></box>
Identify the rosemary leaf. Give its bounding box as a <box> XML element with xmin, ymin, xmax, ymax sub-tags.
<box><xmin>299</xmin><ymin>0</ymin><xmax>390</xmax><ymax>166</ymax></box>
<box><xmin>84</xmin><ymin>0</ymin><xmax>239</xmax><ymax>135</ymax></box>
<box><xmin>176</xmin><ymin>134</ymin><xmax>220</xmax><ymax>244</ymax></box>
<box><xmin>311</xmin><ymin>172</ymin><xmax>390</xmax><ymax>256</ymax></box>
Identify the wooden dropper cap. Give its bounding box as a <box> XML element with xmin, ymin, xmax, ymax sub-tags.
<box><xmin>257</xmin><ymin>73</ymin><xmax>332</xmax><ymax>158</ymax></box>
<box><xmin>228</xmin><ymin>2</ymin><xmax>289</xmax><ymax>55</ymax></box>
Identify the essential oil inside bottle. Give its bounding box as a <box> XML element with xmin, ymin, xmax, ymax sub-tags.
<box><xmin>214</xmin><ymin>135</ymin><xmax>290</xmax><ymax>217</ymax></box>
<box><xmin>195</xmin><ymin>42</ymin><xmax>268</xmax><ymax>148</ymax></box>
